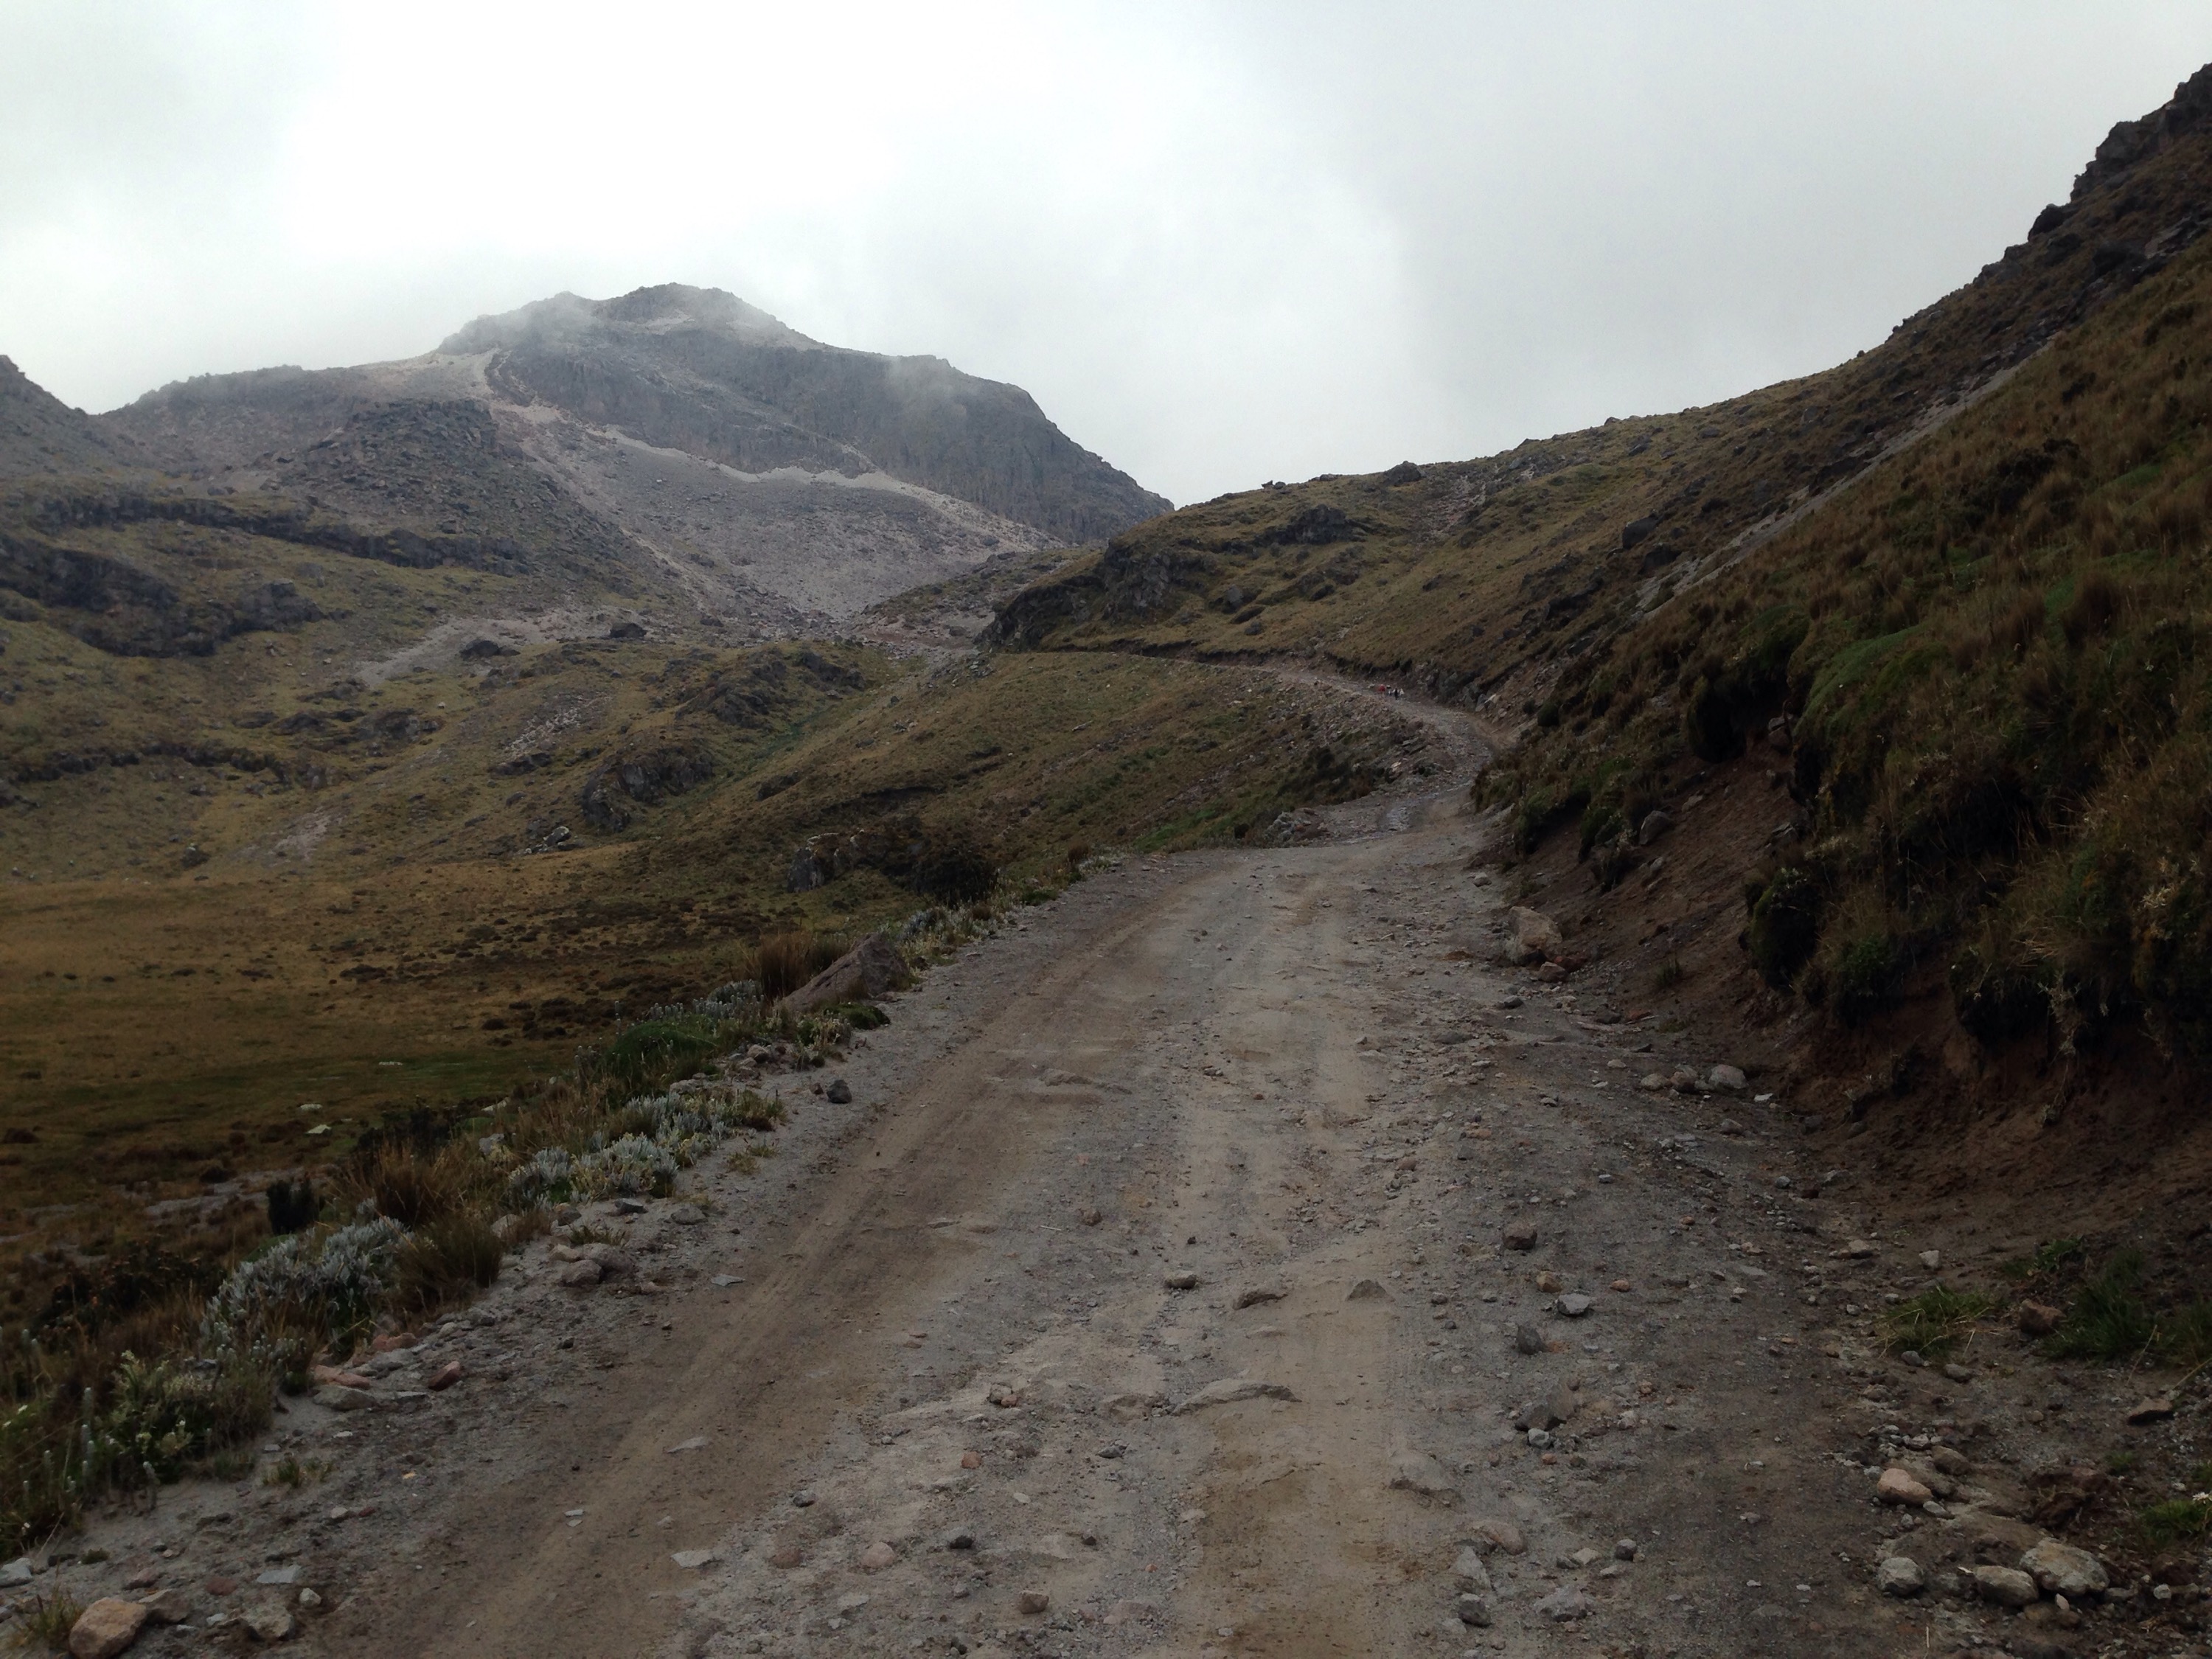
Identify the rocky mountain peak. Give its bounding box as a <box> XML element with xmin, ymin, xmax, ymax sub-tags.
<box><xmin>439</xmin><ymin>285</ymin><xmax>815</xmax><ymax>355</ymax></box>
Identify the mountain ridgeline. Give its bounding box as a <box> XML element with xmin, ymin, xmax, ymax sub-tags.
<box><xmin>58</xmin><ymin>283</ymin><xmax>1166</xmax><ymax>634</ymax></box>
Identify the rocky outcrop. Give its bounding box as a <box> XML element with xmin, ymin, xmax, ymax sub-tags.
<box><xmin>783</xmin><ymin>933</ymin><xmax>910</xmax><ymax>1015</ymax></box>
<box><xmin>451</xmin><ymin>284</ymin><xmax>1168</xmax><ymax>544</ymax></box>
<box><xmin>0</xmin><ymin>524</ymin><xmax>324</xmax><ymax>657</ymax></box>
<box><xmin>0</xmin><ymin>357</ymin><xmax>146</xmax><ymax>481</ymax></box>
<box><xmin>784</xmin><ymin>814</ymin><xmax>998</xmax><ymax>904</ymax></box>
<box><xmin>579</xmin><ymin>745</ymin><xmax>717</xmax><ymax>831</ymax></box>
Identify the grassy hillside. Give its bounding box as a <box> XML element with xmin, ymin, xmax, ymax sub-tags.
<box><xmin>1492</xmin><ymin>227</ymin><xmax>2212</xmax><ymax>1065</ymax></box>
<box><xmin>995</xmin><ymin>65</ymin><xmax>2212</xmax><ymax>712</ymax></box>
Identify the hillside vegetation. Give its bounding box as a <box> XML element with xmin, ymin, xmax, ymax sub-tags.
<box><xmin>1492</xmin><ymin>232</ymin><xmax>2212</xmax><ymax>1062</ymax></box>
<box><xmin>6</xmin><ymin>57</ymin><xmax>2212</xmax><ymax>1561</ymax></box>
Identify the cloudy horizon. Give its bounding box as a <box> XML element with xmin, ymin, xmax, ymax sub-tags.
<box><xmin>4</xmin><ymin>3</ymin><xmax>2206</xmax><ymax>504</ymax></box>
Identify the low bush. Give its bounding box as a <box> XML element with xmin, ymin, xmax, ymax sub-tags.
<box><xmin>394</xmin><ymin>1214</ymin><xmax>502</xmax><ymax>1315</ymax></box>
<box><xmin>265</xmin><ymin>1179</ymin><xmax>319</xmax><ymax>1235</ymax></box>
<box><xmin>13</xmin><ymin>1586</ymin><xmax>84</xmax><ymax>1653</ymax></box>
<box><xmin>1826</xmin><ymin>928</ymin><xmax>1905</xmax><ymax>1025</ymax></box>
<box><xmin>1578</xmin><ymin>802</ymin><xmax>1624</xmax><ymax>860</ymax></box>
<box><xmin>200</xmin><ymin>1217</ymin><xmax>408</xmax><ymax>1358</ymax></box>
<box><xmin>2141</xmin><ymin>1495</ymin><xmax>2212</xmax><ymax>1547</ymax></box>
<box><xmin>342</xmin><ymin>1144</ymin><xmax>459</xmax><ymax>1229</ymax></box>
<box><xmin>749</xmin><ymin>933</ymin><xmax>846</xmax><ymax>1001</ymax></box>
<box><xmin>2048</xmin><ymin>1251</ymin><xmax>2156</xmax><ymax>1361</ymax></box>
<box><xmin>1746</xmin><ymin>867</ymin><xmax>1822</xmax><ymax>990</ymax></box>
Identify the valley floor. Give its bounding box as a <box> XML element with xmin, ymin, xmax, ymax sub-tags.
<box><xmin>31</xmin><ymin>703</ymin><xmax>2196</xmax><ymax>1659</ymax></box>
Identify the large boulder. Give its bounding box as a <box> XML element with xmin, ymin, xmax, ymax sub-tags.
<box><xmin>68</xmin><ymin>1599</ymin><xmax>148</xmax><ymax>1659</ymax></box>
<box><xmin>784</xmin><ymin>934</ymin><xmax>910</xmax><ymax>1015</ymax></box>
<box><xmin>1970</xmin><ymin>1565</ymin><xmax>2040</xmax><ymax>1607</ymax></box>
<box><xmin>1506</xmin><ymin>907</ymin><xmax>1561</xmax><ymax>966</ymax></box>
<box><xmin>2020</xmin><ymin>1537</ymin><xmax>2108</xmax><ymax>1598</ymax></box>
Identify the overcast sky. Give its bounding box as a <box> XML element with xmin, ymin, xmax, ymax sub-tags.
<box><xmin>2</xmin><ymin>4</ymin><xmax>2205</xmax><ymax>504</ymax></box>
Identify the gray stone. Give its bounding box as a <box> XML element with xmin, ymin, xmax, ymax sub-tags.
<box><xmin>1532</xmin><ymin>1584</ymin><xmax>1596</xmax><ymax>1621</ymax></box>
<box><xmin>1236</xmin><ymin>1283</ymin><xmax>1287</xmax><ymax>1309</ymax></box>
<box><xmin>1465</xmin><ymin>1518</ymin><xmax>1526</xmax><ymax>1555</ymax></box>
<box><xmin>1556</xmin><ymin>1294</ymin><xmax>1594</xmax><ymax>1318</ymax></box>
<box><xmin>670</xmin><ymin>1549</ymin><xmax>718</xmax><ymax>1569</ymax></box>
<box><xmin>784</xmin><ymin>934</ymin><xmax>909</xmax><ymax>1015</ymax></box>
<box><xmin>941</xmin><ymin>1526</ymin><xmax>978</xmax><ymax>1551</ymax></box>
<box><xmin>1512</xmin><ymin>1323</ymin><xmax>1545</xmax><ymax>1355</ymax></box>
<box><xmin>313</xmin><ymin>1385</ymin><xmax>372</xmax><ymax>1412</ymax></box>
<box><xmin>243</xmin><ymin>1601</ymin><xmax>295</xmax><ymax>1641</ymax></box>
<box><xmin>1708</xmin><ymin>1064</ymin><xmax>1747</xmax><ymax>1093</ymax></box>
<box><xmin>1452</xmin><ymin>1548</ymin><xmax>1494</xmax><ymax>1592</ymax></box>
<box><xmin>1454</xmin><ymin>1591</ymin><xmax>1492</xmax><ymax>1627</ymax></box>
<box><xmin>1636</xmin><ymin>810</ymin><xmax>1672</xmax><ymax>846</ymax></box>
<box><xmin>582</xmin><ymin>1244</ymin><xmax>636</xmax><ymax>1277</ymax></box>
<box><xmin>140</xmin><ymin>1588</ymin><xmax>192</xmax><ymax>1625</ymax></box>
<box><xmin>1613</xmin><ymin>1538</ymin><xmax>1638</xmax><ymax>1562</ymax></box>
<box><xmin>667</xmin><ymin>1204</ymin><xmax>705</xmax><ymax>1225</ymax></box>
<box><xmin>1171</xmin><ymin>1379</ymin><xmax>1296</xmax><ymax>1414</ymax></box>
<box><xmin>2020</xmin><ymin>1538</ymin><xmax>2107</xmax><ymax>1598</ymax></box>
<box><xmin>825</xmin><ymin>1078</ymin><xmax>852</xmax><ymax>1105</ymax></box>
<box><xmin>1387</xmin><ymin>1448</ymin><xmax>1458</xmax><ymax>1500</ymax></box>
<box><xmin>1875</xmin><ymin>1557</ymin><xmax>1924</xmax><ymax>1597</ymax></box>
<box><xmin>0</xmin><ymin>1557</ymin><xmax>31</xmax><ymax>1587</ymax></box>
<box><xmin>254</xmin><ymin>1567</ymin><xmax>299</xmax><ymax>1586</ymax></box>
<box><xmin>2127</xmin><ymin>1396</ymin><xmax>2176</xmax><ymax>1425</ymax></box>
<box><xmin>792</xmin><ymin>1490</ymin><xmax>817</xmax><ymax>1507</ymax></box>
<box><xmin>1164</xmin><ymin>1270</ymin><xmax>1200</xmax><ymax>1290</ymax></box>
<box><xmin>1507</xmin><ymin>908</ymin><xmax>1562</xmax><ymax>966</ymax></box>
<box><xmin>1347</xmin><ymin>1278</ymin><xmax>1389</xmax><ymax>1301</ymax></box>
<box><xmin>1970</xmin><ymin>1565</ymin><xmax>2040</xmax><ymax>1607</ymax></box>
<box><xmin>1503</xmin><ymin>1220</ymin><xmax>1539</xmax><ymax>1251</ymax></box>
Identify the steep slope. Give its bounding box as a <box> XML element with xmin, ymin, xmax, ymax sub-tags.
<box><xmin>101</xmin><ymin>284</ymin><xmax>1168</xmax><ymax>631</ymax></box>
<box><xmin>995</xmin><ymin>64</ymin><xmax>2212</xmax><ymax>696</ymax></box>
<box><xmin>0</xmin><ymin>355</ymin><xmax>147</xmax><ymax>481</ymax></box>
<box><xmin>985</xmin><ymin>63</ymin><xmax>2212</xmax><ymax>1194</ymax></box>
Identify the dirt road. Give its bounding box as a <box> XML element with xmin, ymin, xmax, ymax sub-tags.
<box><xmin>289</xmin><ymin>764</ymin><xmax>1902</xmax><ymax>1658</ymax></box>
<box><xmin>48</xmin><ymin>706</ymin><xmax>1972</xmax><ymax>1658</ymax></box>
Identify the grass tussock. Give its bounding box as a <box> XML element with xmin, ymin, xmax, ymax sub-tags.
<box><xmin>11</xmin><ymin>1585</ymin><xmax>85</xmax><ymax>1652</ymax></box>
<box><xmin>2047</xmin><ymin>1251</ymin><xmax>2158</xmax><ymax>1361</ymax></box>
<box><xmin>1878</xmin><ymin>1287</ymin><xmax>1997</xmax><ymax>1358</ymax></box>
<box><xmin>2141</xmin><ymin>1494</ymin><xmax>2212</xmax><ymax>1547</ymax></box>
<box><xmin>747</xmin><ymin>931</ymin><xmax>849</xmax><ymax>1001</ymax></box>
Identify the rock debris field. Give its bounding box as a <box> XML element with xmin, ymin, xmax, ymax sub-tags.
<box><xmin>22</xmin><ymin>720</ymin><xmax>2197</xmax><ymax>1658</ymax></box>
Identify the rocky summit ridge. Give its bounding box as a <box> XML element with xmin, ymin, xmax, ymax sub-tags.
<box><xmin>84</xmin><ymin>283</ymin><xmax>1166</xmax><ymax>633</ymax></box>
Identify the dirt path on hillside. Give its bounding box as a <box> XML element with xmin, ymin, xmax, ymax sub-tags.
<box><xmin>345</xmin><ymin>742</ymin><xmax>1913</xmax><ymax>1658</ymax></box>
<box><xmin>41</xmin><ymin>699</ymin><xmax>2108</xmax><ymax>1659</ymax></box>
